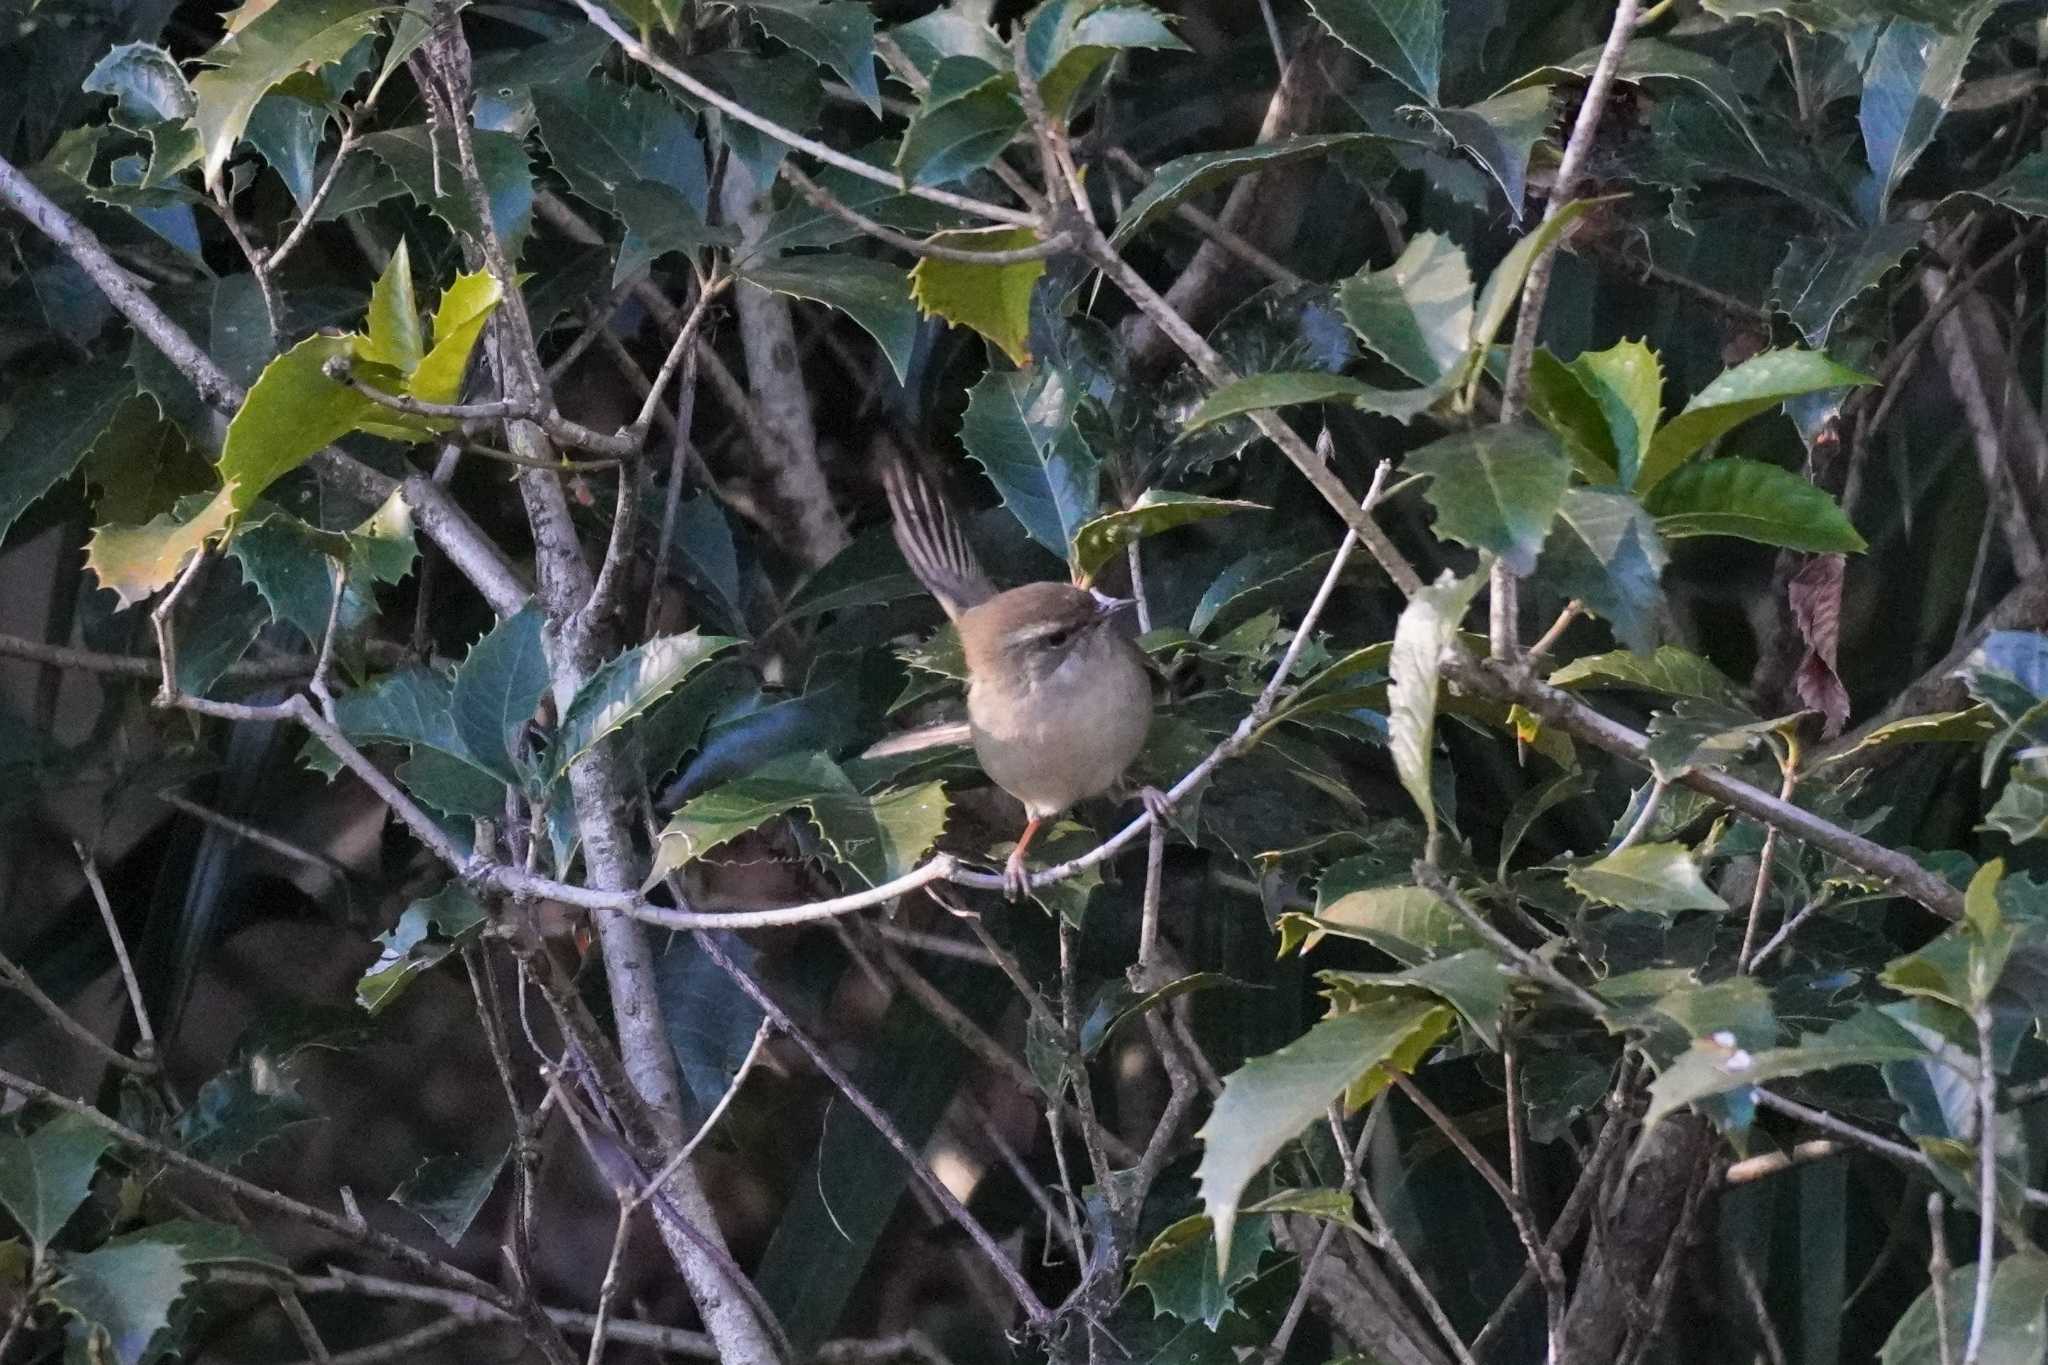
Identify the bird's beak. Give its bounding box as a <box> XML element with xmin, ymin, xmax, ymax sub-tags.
<box><xmin>1089</xmin><ymin>588</ymin><xmax>1134</xmax><ymax>620</ymax></box>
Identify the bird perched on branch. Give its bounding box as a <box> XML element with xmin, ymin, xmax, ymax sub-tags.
<box><xmin>879</xmin><ymin>461</ymin><xmax>1164</xmax><ymax>899</ymax></box>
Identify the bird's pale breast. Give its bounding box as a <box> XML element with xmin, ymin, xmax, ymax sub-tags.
<box><xmin>967</xmin><ymin>636</ymin><xmax>1151</xmax><ymax>819</ymax></box>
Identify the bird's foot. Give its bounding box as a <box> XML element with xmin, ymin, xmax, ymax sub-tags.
<box><xmin>1003</xmin><ymin>849</ymin><xmax>1031</xmax><ymax>903</ymax></box>
<box><xmin>1140</xmin><ymin>785</ymin><xmax>1175</xmax><ymax>825</ymax></box>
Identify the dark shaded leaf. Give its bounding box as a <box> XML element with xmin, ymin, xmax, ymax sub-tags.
<box><xmin>391</xmin><ymin>1144</ymin><xmax>510</xmax><ymax>1247</ymax></box>
<box><xmin>1130</xmin><ymin>1213</ymin><xmax>1274</xmax><ymax>1328</ymax></box>
<box><xmin>1407</xmin><ymin>425</ymin><xmax>1572</xmax><ymax>574</ymax></box>
<box><xmin>0</xmin><ymin>1113</ymin><xmax>115</xmax><ymax>1250</ymax></box>
<box><xmin>450</xmin><ymin>603</ymin><xmax>550</xmax><ymax>786</ymax></box>
<box><xmin>958</xmin><ymin>364</ymin><xmax>1101</xmax><ymax>561</ymax></box>
<box><xmin>1305</xmin><ymin>0</ymin><xmax>1443</xmax><ymax>103</ymax></box>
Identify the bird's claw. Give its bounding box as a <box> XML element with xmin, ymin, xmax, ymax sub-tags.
<box><xmin>1003</xmin><ymin>848</ymin><xmax>1031</xmax><ymax>903</ymax></box>
<box><xmin>1140</xmin><ymin>785</ymin><xmax>1175</xmax><ymax>824</ymax></box>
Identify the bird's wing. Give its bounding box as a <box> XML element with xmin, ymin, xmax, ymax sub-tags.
<box><xmin>881</xmin><ymin>459</ymin><xmax>995</xmax><ymax>620</ymax></box>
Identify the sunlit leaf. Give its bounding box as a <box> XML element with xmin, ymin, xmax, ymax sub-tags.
<box><xmin>908</xmin><ymin>226</ymin><xmax>1048</xmax><ymax>366</ymax></box>
<box><xmin>1387</xmin><ymin>571</ymin><xmax>1482</xmax><ymax>835</ymax></box>
<box><xmin>1566</xmin><ymin>842</ymin><xmax>1726</xmax><ymax>915</ymax></box>
<box><xmin>1071</xmin><ymin>492</ymin><xmax>1265</xmax><ymax>580</ymax></box>
<box><xmin>1196</xmin><ymin>997</ymin><xmax>1450</xmax><ymax>1270</ymax></box>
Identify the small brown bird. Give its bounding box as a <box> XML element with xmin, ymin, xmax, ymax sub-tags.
<box><xmin>881</xmin><ymin>461</ymin><xmax>1159</xmax><ymax>899</ymax></box>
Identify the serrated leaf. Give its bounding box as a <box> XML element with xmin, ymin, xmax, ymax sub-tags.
<box><xmin>1772</xmin><ymin>221</ymin><xmax>1923</xmax><ymax>346</ymax></box>
<box><xmin>173</xmin><ymin>1068</ymin><xmax>313</xmax><ymax>1169</ymax></box>
<box><xmin>1986</xmin><ymin>773</ymin><xmax>2048</xmax><ymax>844</ymax></box>
<box><xmin>1861</xmin><ymin>5</ymin><xmax>1999</xmax><ymax>218</ymax></box>
<box><xmin>356</xmin><ymin>883</ymin><xmax>488</xmax><ymax>1014</ymax></box>
<box><xmin>190</xmin><ymin>0</ymin><xmax>384</xmax><ymax>191</ymax></box>
<box><xmin>1637</xmin><ymin>349</ymin><xmax>1875</xmax><ymax>493</ymax></box>
<box><xmin>1825</xmin><ymin>707</ymin><xmax>1997</xmax><ymax>765</ymax></box>
<box><xmin>1322</xmin><ymin>947</ymin><xmax>1510</xmax><ymax>1047</ymax></box>
<box><xmin>229</xmin><ymin>511</ymin><xmax>354</xmax><ymax>648</ymax></box>
<box><xmin>1110</xmin><ymin>133</ymin><xmax>1384</xmax><ymax>247</ymax></box>
<box><xmin>1570</xmin><ymin>339</ymin><xmax>1663</xmax><ymax>490</ymax></box>
<box><xmin>1027</xmin><ymin>0</ymin><xmax>1186</xmax><ymax>117</ymax></box>
<box><xmin>1129</xmin><ymin>1212</ymin><xmax>1274</xmax><ymax>1329</ymax></box>
<box><xmin>531</xmin><ymin>79</ymin><xmax>709</xmax><ymax>221</ymax></box>
<box><xmin>1070</xmin><ymin>492</ymin><xmax>1265</xmax><ymax>579</ymax></box>
<box><xmin>86</xmin><ymin>486</ymin><xmax>239</xmax><ymax>609</ymax></box>
<box><xmin>1304</xmin><ymin>0</ymin><xmax>1443</xmax><ymax>103</ymax></box>
<box><xmin>391</xmin><ymin>1144</ymin><xmax>510</xmax><ymax>1247</ymax></box>
<box><xmin>1645</xmin><ymin>459</ymin><xmax>1866</xmax><ymax>552</ymax></box>
<box><xmin>411</xmin><ymin>269</ymin><xmax>503</xmax><ymax>405</ymax></box>
<box><xmin>50</xmin><ymin>1221</ymin><xmax>281</xmax><ymax>1365</ymax></box>
<box><xmin>1182</xmin><ymin>370</ymin><xmax>1442</xmax><ymax>429</ymax></box>
<box><xmin>908</xmin><ymin>225</ymin><xmax>1047</xmax><ymax>366</ymax></box>
<box><xmin>245</xmin><ymin>79</ymin><xmax>333</xmax><ymax>207</ymax></box>
<box><xmin>1567</xmin><ymin>842</ymin><xmax>1726</xmax><ymax>915</ymax></box>
<box><xmin>1550</xmin><ymin>646</ymin><xmax>1742</xmax><ymax>704</ymax></box>
<box><xmin>1643</xmin><ymin>698</ymin><xmax>1783</xmax><ymax>775</ymax></box>
<box><xmin>746</xmin><ymin>255</ymin><xmax>917</xmax><ymax>385</ymax></box>
<box><xmin>1879</xmin><ymin>1253</ymin><xmax>2048</xmax><ymax>1365</ymax></box>
<box><xmin>958</xmin><ymin>365</ymin><xmax>1100</xmax><ymax>562</ymax></box>
<box><xmin>357</xmin><ymin>239</ymin><xmax>424</xmax><ymax>373</ymax></box>
<box><xmin>451</xmin><ymin>604</ymin><xmax>550</xmax><ymax>786</ymax></box>
<box><xmin>744</xmin><ymin>0</ymin><xmax>879</xmax><ymax>115</ymax></box>
<box><xmin>648</xmin><ymin>753</ymin><xmax>948</xmax><ymax>890</ymax></box>
<box><xmin>356</xmin><ymin>126</ymin><xmax>535</xmax><ymax>260</ymax></box>
<box><xmin>84</xmin><ymin>42</ymin><xmax>197</xmax><ymax>128</ymax></box>
<box><xmin>895</xmin><ymin>66</ymin><xmax>1024</xmax><ymax>188</ymax></box>
<box><xmin>1387</xmin><ymin>571</ymin><xmax>1482</xmax><ymax>835</ymax></box>
<box><xmin>218</xmin><ymin>335</ymin><xmax>411</xmax><ymax>516</ymax></box>
<box><xmin>550</xmin><ymin>631</ymin><xmax>737</xmax><ymax>781</ymax></box>
<box><xmin>1337</xmin><ymin>231</ymin><xmax>1474</xmax><ymax>385</ymax></box>
<box><xmin>1503</xmin><ymin>37</ymin><xmax>1760</xmax><ymax>160</ymax></box>
<box><xmin>1523</xmin><ymin>348</ymin><xmax>1619</xmax><ymax>482</ymax></box>
<box><xmin>1533</xmin><ymin>488</ymin><xmax>1668</xmax><ymax>653</ymax></box>
<box><xmin>1410</xmin><ymin>85</ymin><xmax>1552</xmax><ymax>216</ymax></box>
<box><xmin>0</xmin><ymin>356</ymin><xmax>133</xmax><ymax>543</ymax></box>
<box><xmin>0</xmin><ymin>1113</ymin><xmax>116</xmax><ymax>1250</ymax></box>
<box><xmin>1196</xmin><ymin>997</ymin><xmax>1450</xmax><ymax>1269</ymax></box>
<box><xmin>1407</xmin><ymin>425</ymin><xmax>1571</xmax><ymax>575</ymax></box>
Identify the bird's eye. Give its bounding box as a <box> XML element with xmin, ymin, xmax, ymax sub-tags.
<box><xmin>1041</xmin><ymin>627</ymin><xmax>1073</xmax><ymax>650</ymax></box>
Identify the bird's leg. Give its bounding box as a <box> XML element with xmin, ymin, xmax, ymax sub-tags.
<box><xmin>1139</xmin><ymin>785</ymin><xmax>1174</xmax><ymax>825</ymax></box>
<box><xmin>1004</xmin><ymin>816</ymin><xmax>1044</xmax><ymax>902</ymax></box>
